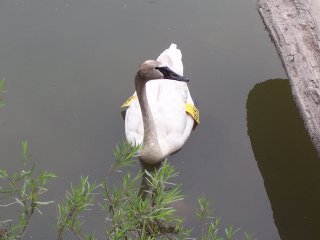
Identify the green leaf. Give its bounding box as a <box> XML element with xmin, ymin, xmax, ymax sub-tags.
<box><xmin>244</xmin><ymin>232</ymin><xmax>254</xmax><ymax>240</ymax></box>
<box><xmin>113</xmin><ymin>141</ymin><xmax>141</xmax><ymax>170</ymax></box>
<box><xmin>0</xmin><ymin>189</ymin><xmax>15</xmax><ymax>194</ymax></box>
<box><xmin>0</xmin><ymin>79</ymin><xmax>4</xmax><ymax>95</ymax></box>
<box><xmin>20</xmin><ymin>140</ymin><xmax>29</xmax><ymax>165</ymax></box>
<box><xmin>0</xmin><ymin>169</ymin><xmax>8</xmax><ymax>178</ymax></box>
<box><xmin>39</xmin><ymin>170</ymin><xmax>57</xmax><ymax>185</ymax></box>
<box><xmin>35</xmin><ymin>200</ymin><xmax>54</xmax><ymax>205</ymax></box>
<box><xmin>225</xmin><ymin>225</ymin><xmax>239</xmax><ymax>240</ymax></box>
<box><xmin>0</xmin><ymin>79</ymin><xmax>5</xmax><ymax>108</ymax></box>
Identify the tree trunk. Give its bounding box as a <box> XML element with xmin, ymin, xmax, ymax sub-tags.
<box><xmin>257</xmin><ymin>0</ymin><xmax>320</xmax><ymax>154</ymax></box>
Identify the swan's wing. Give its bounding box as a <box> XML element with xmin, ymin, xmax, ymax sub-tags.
<box><xmin>155</xmin><ymin>43</ymin><xmax>194</xmax><ymax>155</ymax></box>
<box><xmin>124</xmin><ymin>92</ymin><xmax>142</xmax><ymax>145</ymax></box>
<box><xmin>154</xmin><ymin>80</ymin><xmax>194</xmax><ymax>156</ymax></box>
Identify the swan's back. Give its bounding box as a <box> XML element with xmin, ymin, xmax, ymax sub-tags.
<box><xmin>124</xmin><ymin>43</ymin><xmax>196</xmax><ymax>163</ymax></box>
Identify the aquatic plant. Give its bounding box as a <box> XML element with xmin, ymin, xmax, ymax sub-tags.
<box><xmin>0</xmin><ymin>140</ymin><xmax>253</xmax><ymax>240</ymax></box>
<box><xmin>0</xmin><ymin>141</ymin><xmax>56</xmax><ymax>239</ymax></box>
<box><xmin>0</xmin><ymin>79</ymin><xmax>5</xmax><ymax>109</ymax></box>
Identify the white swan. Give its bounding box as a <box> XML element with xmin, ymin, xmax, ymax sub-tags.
<box><xmin>122</xmin><ymin>43</ymin><xmax>199</xmax><ymax>165</ymax></box>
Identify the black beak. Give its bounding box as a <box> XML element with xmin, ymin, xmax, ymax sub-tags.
<box><xmin>155</xmin><ymin>66</ymin><xmax>189</xmax><ymax>82</ymax></box>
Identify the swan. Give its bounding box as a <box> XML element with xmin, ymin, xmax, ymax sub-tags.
<box><xmin>122</xmin><ymin>43</ymin><xmax>199</xmax><ymax>165</ymax></box>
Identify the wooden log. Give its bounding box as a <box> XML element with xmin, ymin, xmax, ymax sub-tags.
<box><xmin>257</xmin><ymin>0</ymin><xmax>320</xmax><ymax>154</ymax></box>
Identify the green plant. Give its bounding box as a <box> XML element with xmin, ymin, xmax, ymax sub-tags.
<box><xmin>111</xmin><ymin>141</ymin><xmax>141</xmax><ymax>172</ymax></box>
<box><xmin>196</xmin><ymin>195</ymin><xmax>254</xmax><ymax>240</ymax></box>
<box><xmin>0</xmin><ymin>79</ymin><xmax>5</xmax><ymax>109</ymax></box>
<box><xmin>56</xmin><ymin>176</ymin><xmax>99</xmax><ymax>240</ymax></box>
<box><xmin>0</xmin><ymin>141</ymin><xmax>56</xmax><ymax>240</ymax></box>
<box><xmin>0</xmin><ymin>140</ymin><xmax>253</xmax><ymax>240</ymax></box>
<box><xmin>98</xmin><ymin>141</ymin><xmax>186</xmax><ymax>239</ymax></box>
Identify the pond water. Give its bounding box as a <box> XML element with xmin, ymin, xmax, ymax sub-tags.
<box><xmin>1</xmin><ymin>0</ymin><xmax>319</xmax><ymax>239</ymax></box>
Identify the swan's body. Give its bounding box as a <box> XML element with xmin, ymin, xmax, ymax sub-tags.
<box><xmin>124</xmin><ymin>44</ymin><xmax>197</xmax><ymax>164</ymax></box>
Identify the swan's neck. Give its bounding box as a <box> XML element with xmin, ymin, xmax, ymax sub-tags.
<box><xmin>136</xmin><ymin>79</ymin><xmax>163</xmax><ymax>164</ymax></box>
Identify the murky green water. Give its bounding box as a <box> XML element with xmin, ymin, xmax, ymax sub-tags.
<box><xmin>247</xmin><ymin>79</ymin><xmax>320</xmax><ymax>239</ymax></box>
<box><xmin>1</xmin><ymin>0</ymin><xmax>318</xmax><ymax>239</ymax></box>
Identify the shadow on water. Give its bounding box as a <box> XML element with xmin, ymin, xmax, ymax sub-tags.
<box><xmin>246</xmin><ymin>79</ymin><xmax>320</xmax><ymax>240</ymax></box>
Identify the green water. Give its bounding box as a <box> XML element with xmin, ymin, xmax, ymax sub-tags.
<box><xmin>2</xmin><ymin>0</ymin><xmax>316</xmax><ymax>239</ymax></box>
<box><xmin>247</xmin><ymin>79</ymin><xmax>320</xmax><ymax>240</ymax></box>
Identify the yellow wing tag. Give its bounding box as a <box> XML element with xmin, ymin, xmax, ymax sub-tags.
<box><xmin>121</xmin><ymin>95</ymin><xmax>138</xmax><ymax>108</ymax></box>
<box><xmin>185</xmin><ymin>103</ymin><xmax>200</xmax><ymax>125</ymax></box>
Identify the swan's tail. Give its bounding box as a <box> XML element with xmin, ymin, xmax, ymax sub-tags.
<box><xmin>157</xmin><ymin>43</ymin><xmax>184</xmax><ymax>76</ymax></box>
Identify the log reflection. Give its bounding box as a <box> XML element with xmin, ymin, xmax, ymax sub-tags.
<box><xmin>246</xmin><ymin>79</ymin><xmax>320</xmax><ymax>240</ymax></box>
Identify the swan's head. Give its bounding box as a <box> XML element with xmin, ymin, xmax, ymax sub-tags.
<box><xmin>136</xmin><ymin>60</ymin><xmax>189</xmax><ymax>84</ymax></box>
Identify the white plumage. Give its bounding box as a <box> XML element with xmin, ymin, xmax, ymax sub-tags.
<box><xmin>124</xmin><ymin>43</ymin><xmax>196</xmax><ymax>165</ymax></box>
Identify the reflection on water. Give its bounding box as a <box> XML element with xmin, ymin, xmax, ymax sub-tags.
<box><xmin>247</xmin><ymin>79</ymin><xmax>320</xmax><ymax>240</ymax></box>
